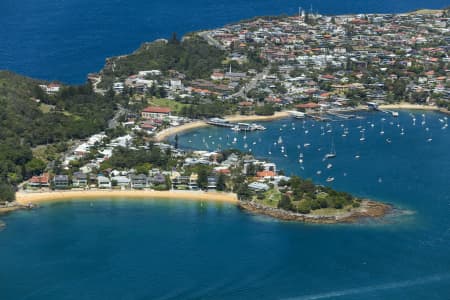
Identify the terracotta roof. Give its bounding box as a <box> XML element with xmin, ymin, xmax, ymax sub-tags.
<box><xmin>256</xmin><ymin>170</ymin><xmax>276</xmax><ymax>177</ymax></box>
<box><xmin>295</xmin><ymin>102</ymin><xmax>320</xmax><ymax>109</ymax></box>
<box><xmin>238</xmin><ymin>101</ymin><xmax>254</xmax><ymax>107</ymax></box>
<box><xmin>30</xmin><ymin>173</ymin><xmax>49</xmax><ymax>184</ymax></box>
<box><xmin>142</xmin><ymin>106</ymin><xmax>171</xmax><ymax>113</ymax></box>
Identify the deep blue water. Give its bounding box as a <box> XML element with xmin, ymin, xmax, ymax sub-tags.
<box><xmin>2</xmin><ymin>111</ymin><xmax>450</xmax><ymax>299</ymax></box>
<box><xmin>1</xmin><ymin>0</ymin><xmax>448</xmax><ymax>83</ymax></box>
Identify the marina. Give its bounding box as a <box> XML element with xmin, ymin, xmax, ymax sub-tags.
<box><xmin>173</xmin><ymin>110</ymin><xmax>449</xmax><ymax>188</ymax></box>
<box><xmin>207</xmin><ymin>118</ymin><xmax>266</xmax><ymax>132</ymax></box>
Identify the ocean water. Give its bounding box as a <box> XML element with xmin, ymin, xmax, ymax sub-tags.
<box><xmin>1</xmin><ymin>0</ymin><xmax>448</xmax><ymax>83</ymax></box>
<box><xmin>1</xmin><ymin>111</ymin><xmax>450</xmax><ymax>299</ymax></box>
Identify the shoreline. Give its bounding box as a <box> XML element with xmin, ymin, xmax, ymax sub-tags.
<box><xmin>378</xmin><ymin>103</ymin><xmax>441</xmax><ymax>111</ymax></box>
<box><xmin>154</xmin><ymin>111</ymin><xmax>291</xmax><ymax>141</ymax></box>
<box><xmin>14</xmin><ymin>190</ymin><xmax>238</xmax><ymax>206</ymax></box>
<box><xmin>4</xmin><ymin>190</ymin><xmax>393</xmax><ymax>224</ymax></box>
<box><xmin>154</xmin><ymin>104</ymin><xmax>449</xmax><ymax>142</ymax></box>
<box><xmin>239</xmin><ymin>200</ymin><xmax>392</xmax><ymax>224</ymax></box>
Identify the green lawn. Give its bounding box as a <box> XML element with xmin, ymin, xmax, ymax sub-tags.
<box><xmin>148</xmin><ymin>97</ymin><xmax>189</xmax><ymax>114</ymax></box>
<box><xmin>258</xmin><ymin>189</ymin><xmax>281</xmax><ymax>208</ymax></box>
<box><xmin>309</xmin><ymin>205</ymin><xmax>353</xmax><ymax>216</ymax></box>
<box><xmin>39</xmin><ymin>103</ymin><xmax>55</xmax><ymax>113</ymax></box>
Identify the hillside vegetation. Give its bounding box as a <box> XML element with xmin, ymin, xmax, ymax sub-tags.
<box><xmin>0</xmin><ymin>71</ymin><xmax>117</xmax><ymax>201</ymax></box>
<box><xmin>100</xmin><ymin>35</ymin><xmax>226</xmax><ymax>86</ymax></box>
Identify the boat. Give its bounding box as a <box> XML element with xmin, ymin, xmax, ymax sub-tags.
<box><xmin>304</xmin><ymin>143</ymin><xmax>311</xmax><ymax>147</ymax></box>
<box><xmin>386</xmin><ymin>138</ymin><xmax>392</xmax><ymax>143</ymax></box>
<box><xmin>360</xmin><ymin>131</ymin><xmax>366</xmax><ymax>141</ymax></box>
<box><xmin>327</xmin><ymin>163</ymin><xmax>333</xmax><ymax>169</ymax></box>
<box><xmin>326</xmin><ymin>177</ymin><xmax>335</xmax><ymax>182</ymax></box>
<box><xmin>289</xmin><ymin>111</ymin><xmax>306</xmax><ymax>119</ymax></box>
<box><xmin>316</xmin><ymin>170</ymin><xmax>322</xmax><ymax>175</ymax></box>
<box><xmin>251</xmin><ymin>123</ymin><xmax>266</xmax><ymax>131</ymax></box>
<box><xmin>324</xmin><ymin>138</ymin><xmax>336</xmax><ymax>159</ymax></box>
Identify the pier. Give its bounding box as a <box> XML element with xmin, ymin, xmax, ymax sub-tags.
<box><xmin>206</xmin><ymin>118</ymin><xmax>266</xmax><ymax>131</ymax></box>
<box><xmin>206</xmin><ymin>118</ymin><xmax>234</xmax><ymax>128</ymax></box>
<box><xmin>326</xmin><ymin>111</ymin><xmax>356</xmax><ymax>119</ymax></box>
<box><xmin>379</xmin><ymin>110</ymin><xmax>399</xmax><ymax>117</ymax></box>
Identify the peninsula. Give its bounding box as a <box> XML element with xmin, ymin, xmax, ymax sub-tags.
<box><xmin>2</xmin><ymin>7</ymin><xmax>449</xmax><ymax>223</ymax></box>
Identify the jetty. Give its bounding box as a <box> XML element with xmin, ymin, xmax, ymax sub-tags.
<box><xmin>207</xmin><ymin>118</ymin><xmax>266</xmax><ymax>131</ymax></box>
<box><xmin>306</xmin><ymin>113</ymin><xmax>332</xmax><ymax>122</ymax></box>
<box><xmin>379</xmin><ymin>109</ymin><xmax>399</xmax><ymax>117</ymax></box>
<box><xmin>206</xmin><ymin>118</ymin><xmax>234</xmax><ymax>128</ymax></box>
<box><xmin>326</xmin><ymin>111</ymin><xmax>356</xmax><ymax>119</ymax></box>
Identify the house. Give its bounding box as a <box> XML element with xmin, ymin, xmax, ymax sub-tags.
<box><xmin>53</xmin><ymin>175</ymin><xmax>69</xmax><ymax>189</ymax></box>
<box><xmin>29</xmin><ymin>173</ymin><xmax>50</xmax><ymax>188</ymax></box>
<box><xmin>207</xmin><ymin>176</ymin><xmax>217</xmax><ymax>190</ymax></box>
<box><xmin>211</xmin><ymin>72</ymin><xmax>225</xmax><ymax>80</ymax></box>
<box><xmin>113</xmin><ymin>82</ymin><xmax>125</xmax><ymax>93</ymax></box>
<box><xmin>248</xmin><ymin>182</ymin><xmax>270</xmax><ymax>192</ymax></box>
<box><xmin>97</xmin><ymin>176</ymin><xmax>111</xmax><ymax>189</ymax></box>
<box><xmin>131</xmin><ymin>174</ymin><xmax>148</xmax><ymax>189</ymax></box>
<box><xmin>72</xmin><ymin>172</ymin><xmax>88</xmax><ymax>188</ymax></box>
<box><xmin>172</xmin><ymin>175</ymin><xmax>189</xmax><ymax>189</ymax></box>
<box><xmin>111</xmin><ymin>176</ymin><xmax>131</xmax><ymax>188</ymax></box>
<box><xmin>39</xmin><ymin>83</ymin><xmax>61</xmax><ymax>95</ymax></box>
<box><xmin>189</xmin><ymin>173</ymin><xmax>198</xmax><ymax>190</ymax></box>
<box><xmin>141</xmin><ymin>106</ymin><xmax>171</xmax><ymax>120</ymax></box>
<box><xmin>151</xmin><ymin>173</ymin><xmax>166</xmax><ymax>186</ymax></box>
<box><xmin>295</xmin><ymin>102</ymin><xmax>320</xmax><ymax>110</ymax></box>
<box><xmin>256</xmin><ymin>170</ymin><xmax>276</xmax><ymax>179</ymax></box>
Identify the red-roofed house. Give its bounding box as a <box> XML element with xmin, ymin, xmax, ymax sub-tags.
<box><xmin>141</xmin><ymin>106</ymin><xmax>171</xmax><ymax>120</ymax></box>
<box><xmin>295</xmin><ymin>102</ymin><xmax>320</xmax><ymax>110</ymax></box>
<box><xmin>256</xmin><ymin>170</ymin><xmax>276</xmax><ymax>179</ymax></box>
<box><xmin>29</xmin><ymin>173</ymin><xmax>50</xmax><ymax>187</ymax></box>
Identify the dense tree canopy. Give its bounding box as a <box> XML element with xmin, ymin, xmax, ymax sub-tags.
<box><xmin>0</xmin><ymin>71</ymin><xmax>117</xmax><ymax>201</ymax></box>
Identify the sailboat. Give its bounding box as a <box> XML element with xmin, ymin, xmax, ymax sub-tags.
<box><xmin>360</xmin><ymin>130</ymin><xmax>366</xmax><ymax>141</ymax></box>
<box><xmin>324</xmin><ymin>138</ymin><xmax>336</xmax><ymax>159</ymax></box>
<box><xmin>326</xmin><ymin>176</ymin><xmax>335</xmax><ymax>182</ymax></box>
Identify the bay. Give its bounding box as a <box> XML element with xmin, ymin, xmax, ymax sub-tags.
<box><xmin>1</xmin><ymin>0</ymin><xmax>448</xmax><ymax>83</ymax></box>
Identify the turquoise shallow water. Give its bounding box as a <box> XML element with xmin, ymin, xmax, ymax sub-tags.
<box><xmin>1</xmin><ymin>110</ymin><xmax>450</xmax><ymax>299</ymax></box>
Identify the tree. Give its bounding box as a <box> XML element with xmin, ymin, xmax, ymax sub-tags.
<box><xmin>169</xmin><ymin>32</ymin><xmax>180</xmax><ymax>45</ymax></box>
<box><xmin>197</xmin><ymin>168</ymin><xmax>208</xmax><ymax>190</ymax></box>
<box><xmin>216</xmin><ymin>173</ymin><xmax>226</xmax><ymax>191</ymax></box>
<box><xmin>174</xmin><ymin>134</ymin><xmax>179</xmax><ymax>149</ymax></box>
<box><xmin>24</xmin><ymin>158</ymin><xmax>46</xmax><ymax>177</ymax></box>
<box><xmin>0</xmin><ymin>182</ymin><xmax>15</xmax><ymax>202</ymax></box>
<box><xmin>278</xmin><ymin>194</ymin><xmax>293</xmax><ymax>211</ymax></box>
<box><xmin>236</xmin><ymin>183</ymin><xmax>252</xmax><ymax>201</ymax></box>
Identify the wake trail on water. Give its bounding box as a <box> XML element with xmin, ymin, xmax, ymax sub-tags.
<box><xmin>283</xmin><ymin>273</ymin><xmax>450</xmax><ymax>300</ymax></box>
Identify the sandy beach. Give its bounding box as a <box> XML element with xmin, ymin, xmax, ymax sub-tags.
<box><xmin>154</xmin><ymin>111</ymin><xmax>291</xmax><ymax>141</ymax></box>
<box><xmin>154</xmin><ymin>121</ymin><xmax>208</xmax><ymax>141</ymax></box>
<box><xmin>378</xmin><ymin>103</ymin><xmax>440</xmax><ymax>111</ymax></box>
<box><xmin>15</xmin><ymin>190</ymin><xmax>239</xmax><ymax>206</ymax></box>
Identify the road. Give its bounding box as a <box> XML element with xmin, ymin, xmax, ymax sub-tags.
<box><xmin>108</xmin><ymin>104</ymin><xmax>128</xmax><ymax>129</ymax></box>
<box><xmin>232</xmin><ymin>66</ymin><xmax>270</xmax><ymax>99</ymax></box>
<box><xmin>198</xmin><ymin>31</ymin><xmax>227</xmax><ymax>51</ymax></box>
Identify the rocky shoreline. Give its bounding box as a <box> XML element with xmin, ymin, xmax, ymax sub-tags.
<box><xmin>0</xmin><ymin>202</ymin><xmax>37</xmax><ymax>216</ymax></box>
<box><xmin>238</xmin><ymin>200</ymin><xmax>392</xmax><ymax>224</ymax></box>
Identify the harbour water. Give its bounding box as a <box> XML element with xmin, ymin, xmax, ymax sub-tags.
<box><xmin>1</xmin><ymin>0</ymin><xmax>448</xmax><ymax>83</ymax></box>
<box><xmin>1</xmin><ymin>111</ymin><xmax>450</xmax><ymax>299</ymax></box>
